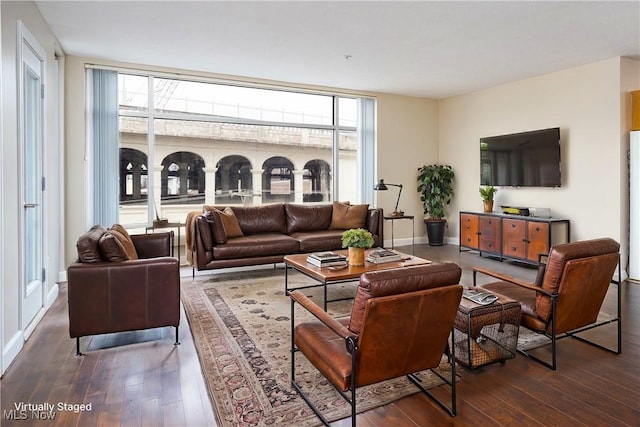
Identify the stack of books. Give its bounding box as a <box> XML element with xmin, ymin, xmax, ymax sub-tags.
<box><xmin>366</xmin><ymin>249</ymin><xmax>402</xmax><ymax>264</ymax></box>
<box><xmin>307</xmin><ymin>251</ymin><xmax>348</xmax><ymax>267</ymax></box>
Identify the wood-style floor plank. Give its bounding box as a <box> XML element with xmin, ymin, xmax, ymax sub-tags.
<box><xmin>1</xmin><ymin>243</ymin><xmax>638</xmax><ymax>426</ymax></box>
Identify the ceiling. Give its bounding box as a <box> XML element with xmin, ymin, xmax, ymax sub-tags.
<box><xmin>35</xmin><ymin>1</ymin><xmax>640</xmax><ymax>99</ymax></box>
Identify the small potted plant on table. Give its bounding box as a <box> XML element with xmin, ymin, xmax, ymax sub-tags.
<box><xmin>479</xmin><ymin>186</ymin><xmax>497</xmax><ymax>213</ymax></box>
<box><xmin>342</xmin><ymin>228</ymin><xmax>374</xmax><ymax>266</ymax></box>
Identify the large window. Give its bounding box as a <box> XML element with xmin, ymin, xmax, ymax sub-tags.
<box><xmin>117</xmin><ymin>73</ymin><xmax>374</xmax><ymax>225</ymax></box>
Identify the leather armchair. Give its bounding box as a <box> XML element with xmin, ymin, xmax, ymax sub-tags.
<box><xmin>475</xmin><ymin>237</ymin><xmax>621</xmax><ymax>370</ymax></box>
<box><xmin>67</xmin><ymin>232</ymin><xmax>180</xmax><ymax>355</ymax></box>
<box><xmin>290</xmin><ymin>263</ymin><xmax>463</xmax><ymax>425</ymax></box>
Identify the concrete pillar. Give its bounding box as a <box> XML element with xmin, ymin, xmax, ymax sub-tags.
<box><xmin>204</xmin><ymin>166</ymin><xmax>217</xmax><ymax>205</ymax></box>
<box><xmin>293</xmin><ymin>170</ymin><xmax>304</xmax><ymax>203</ymax></box>
<box><xmin>179</xmin><ymin>161</ymin><xmax>188</xmax><ymax>196</ymax></box>
<box><xmin>153</xmin><ymin>165</ymin><xmax>163</xmax><ymax>218</ymax></box>
<box><xmin>251</xmin><ymin>169</ymin><xmax>264</xmax><ymax>204</ymax></box>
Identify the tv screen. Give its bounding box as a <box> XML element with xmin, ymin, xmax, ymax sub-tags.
<box><xmin>480</xmin><ymin>127</ymin><xmax>561</xmax><ymax>187</ymax></box>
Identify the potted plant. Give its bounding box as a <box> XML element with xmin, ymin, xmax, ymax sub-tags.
<box><xmin>479</xmin><ymin>186</ymin><xmax>497</xmax><ymax>213</ymax></box>
<box><xmin>342</xmin><ymin>228</ymin><xmax>374</xmax><ymax>266</ymax></box>
<box><xmin>417</xmin><ymin>164</ymin><xmax>455</xmax><ymax>246</ymax></box>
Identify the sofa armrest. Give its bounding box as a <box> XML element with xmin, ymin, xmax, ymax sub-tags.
<box><xmin>366</xmin><ymin>208</ymin><xmax>384</xmax><ymax>247</ymax></box>
<box><xmin>131</xmin><ymin>232</ymin><xmax>171</xmax><ymax>258</ymax></box>
<box><xmin>67</xmin><ymin>257</ymin><xmax>180</xmax><ymax>338</ymax></box>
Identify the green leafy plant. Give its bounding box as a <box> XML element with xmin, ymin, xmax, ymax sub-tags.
<box><xmin>417</xmin><ymin>164</ymin><xmax>455</xmax><ymax>220</ymax></box>
<box><xmin>479</xmin><ymin>186</ymin><xmax>498</xmax><ymax>201</ymax></box>
<box><xmin>341</xmin><ymin>228</ymin><xmax>374</xmax><ymax>248</ymax></box>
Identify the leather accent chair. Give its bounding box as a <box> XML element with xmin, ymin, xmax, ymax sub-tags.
<box><xmin>67</xmin><ymin>232</ymin><xmax>180</xmax><ymax>355</ymax></box>
<box><xmin>290</xmin><ymin>263</ymin><xmax>463</xmax><ymax>426</ymax></box>
<box><xmin>475</xmin><ymin>238</ymin><xmax>621</xmax><ymax>370</ymax></box>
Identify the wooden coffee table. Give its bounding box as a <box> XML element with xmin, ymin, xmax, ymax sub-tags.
<box><xmin>284</xmin><ymin>249</ymin><xmax>430</xmax><ymax>310</ymax></box>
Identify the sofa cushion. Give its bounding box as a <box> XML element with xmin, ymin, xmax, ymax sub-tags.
<box><xmin>329</xmin><ymin>202</ymin><xmax>369</xmax><ymax>230</ymax></box>
<box><xmin>212</xmin><ymin>233</ymin><xmax>299</xmax><ymax>260</ymax></box>
<box><xmin>291</xmin><ymin>230</ymin><xmax>345</xmax><ymax>252</ymax></box>
<box><xmin>285</xmin><ymin>203</ymin><xmax>333</xmax><ymax>234</ymax></box>
<box><xmin>232</xmin><ymin>204</ymin><xmax>287</xmax><ymax>234</ymax></box>
<box><xmin>76</xmin><ymin>225</ymin><xmax>107</xmax><ymax>263</ymax></box>
<box><xmin>205</xmin><ymin>207</ymin><xmax>244</xmax><ymax>242</ymax></box>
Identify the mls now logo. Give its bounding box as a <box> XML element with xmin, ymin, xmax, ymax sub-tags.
<box><xmin>3</xmin><ymin>409</ymin><xmax>56</xmax><ymax>420</ymax></box>
<box><xmin>3</xmin><ymin>409</ymin><xmax>28</xmax><ymax>420</ymax></box>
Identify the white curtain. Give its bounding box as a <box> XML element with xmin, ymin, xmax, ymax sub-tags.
<box><xmin>87</xmin><ymin>68</ymin><xmax>119</xmax><ymax>226</ymax></box>
<box><xmin>358</xmin><ymin>97</ymin><xmax>376</xmax><ymax>205</ymax></box>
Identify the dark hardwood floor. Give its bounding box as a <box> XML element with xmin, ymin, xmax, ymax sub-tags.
<box><xmin>1</xmin><ymin>244</ymin><xmax>638</xmax><ymax>426</ymax></box>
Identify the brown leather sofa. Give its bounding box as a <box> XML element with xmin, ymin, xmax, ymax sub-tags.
<box><xmin>190</xmin><ymin>202</ymin><xmax>384</xmax><ymax>271</ymax></box>
<box><xmin>67</xmin><ymin>226</ymin><xmax>180</xmax><ymax>355</ymax></box>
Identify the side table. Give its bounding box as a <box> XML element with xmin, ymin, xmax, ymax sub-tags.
<box><xmin>452</xmin><ymin>288</ymin><xmax>521</xmax><ymax>369</ymax></box>
<box><xmin>383</xmin><ymin>215</ymin><xmax>414</xmax><ymax>254</ymax></box>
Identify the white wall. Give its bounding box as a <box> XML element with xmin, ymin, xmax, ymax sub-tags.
<box><xmin>439</xmin><ymin>57</ymin><xmax>640</xmax><ymax>271</ymax></box>
<box><xmin>1</xmin><ymin>1</ymin><xmax>63</xmax><ymax>373</ymax></box>
<box><xmin>375</xmin><ymin>93</ymin><xmax>439</xmax><ymax>245</ymax></box>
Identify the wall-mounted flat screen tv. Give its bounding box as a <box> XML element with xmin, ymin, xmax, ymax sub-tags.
<box><xmin>480</xmin><ymin>127</ymin><xmax>561</xmax><ymax>187</ymax></box>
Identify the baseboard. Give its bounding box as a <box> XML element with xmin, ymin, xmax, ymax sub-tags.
<box><xmin>2</xmin><ymin>331</ymin><xmax>23</xmax><ymax>376</ymax></box>
<box><xmin>47</xmin><ymin>283</ymin><xmax>59</xmax><ymax>308</ymax></box>
<box><xmin>58</xmin><ymin>270</ymin><xmax>67</xmax><ymax>283</ymax></box>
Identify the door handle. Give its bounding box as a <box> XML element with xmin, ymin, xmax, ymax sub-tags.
<box><xmin>23</xmin><ymin>203</ymin><xmax>38</xmax><ymax>208</ymax></box>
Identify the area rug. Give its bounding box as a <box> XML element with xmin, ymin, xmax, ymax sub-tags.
<box><xmin>181</xmin><ymin>268</ymin><xmax>454</xmax><ymax>427</ymax></box>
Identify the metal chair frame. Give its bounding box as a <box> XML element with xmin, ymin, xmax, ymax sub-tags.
<box><xmin>474</xmin><ymin>256</ymin><xmax>622</xmax><ymax>371</ymax></box>
<box><xmin>290</xmin><ymin>296</ymin><xmax>457</xmax><ymax>426</ymax></box>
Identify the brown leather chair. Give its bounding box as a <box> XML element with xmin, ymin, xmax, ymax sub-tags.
<box><xmin>290</xmin><ymin>263</ymin><xmax>463</xmax><ymax>426</ymax></box>
<box><xmin>475</xmin><ymin>238</ymin><xmax>621</xmax><ymax>370</ymax></box>
<box><xmin>68</xmin><ymin>231</ymin><xmax>180</xmax><ymax>355</ymax></box>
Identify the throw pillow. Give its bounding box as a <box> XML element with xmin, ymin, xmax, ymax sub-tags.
<box><xmin>204</xmin><ymin>209</ymin><xmax>228</xmax><ymax>244</ymax></box>
<box><xmin>76</xmin><ymin>225</ymin><xmax>107</xmax><ymax>263</ymax></box>
<box><xmin>99</xmin><ymin>232</ymin><xmax>129</xmax><ymax>262</ymax></box>
<box><xmin>220</xmin><ymin>207</ymin><xmax>244</xmax><ymax>238</ymax></box>
<box><xmin>109</xmin><ymin>224</ymin><xmax>138</xmax><ymax>260</ymax></box>
<box><xmin>329</xmin><ymin>202</ymin><xmax>369</xmax><ymax>230</ymax></box>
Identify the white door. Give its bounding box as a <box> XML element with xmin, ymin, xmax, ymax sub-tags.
<box><xmin>19</xmin><ymin>22</ymin><xmax>46</xmax><ymax>335</ymax></box>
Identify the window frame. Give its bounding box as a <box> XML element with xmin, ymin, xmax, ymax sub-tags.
<box><xmin>107</xmin><ymin>67</ymin><xmax>375</xmax><ymax>226</ymax></box>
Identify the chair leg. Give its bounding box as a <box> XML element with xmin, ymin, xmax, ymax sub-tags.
<box><xmin>291</xmin><ymin>316</ymin><xmax>357</xmax><ymax>426</ymax></box>
<box><xmin>517</xmin><ymin>297</ymin><xmax>558</xmax><ymax>370</ymax></box>
<box><xmin>75</xmin><ymin>337</ymin><xmax>82</xmax><ymax>356</ymax></box>
<box><xmin>519</xmin><ymin>275</ymin><xmax>622</xmax><ymax>371</ymax></box>
<box><xmin>408</xmin><ymin>327</ymin><xmax>457</xmax><ymax>417</ymax></box>
<box><xmin>174</xmin><ymin>326</ymin><xmax>180</xmax><ymax>346</ymax></box>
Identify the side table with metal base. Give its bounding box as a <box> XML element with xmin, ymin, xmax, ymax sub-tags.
<box><xmin>383</xmin><ymin>215</ymin><xmax>415</xmax><ymax>254</ymax></box>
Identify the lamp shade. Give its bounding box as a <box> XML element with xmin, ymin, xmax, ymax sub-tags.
<box><xmin>374</xmin><ymin>179</ymin><xmax>403</xmax><ymax>214</ymax></box>
<box><xmin>374</xmin><ymin>179</ymin><xmax>388</xmax><ymax>191</ymax></box>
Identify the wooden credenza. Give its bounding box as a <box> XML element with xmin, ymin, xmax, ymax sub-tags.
<box><xmin>459</xmin><ymin>211</ymin><xmax>570</xmax><ymax>264</ymax></box>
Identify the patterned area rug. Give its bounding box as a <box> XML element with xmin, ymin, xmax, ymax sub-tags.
<box><xmin>181</xmin><ymin>268</ymin><xmax>453</xmax><ymax>427</ymax></box>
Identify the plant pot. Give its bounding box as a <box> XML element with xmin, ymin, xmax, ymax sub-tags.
<box><xmin>425</xmin><ymin>219</ymin><xmax>446</xmax><ymax>246</ymax></box>
<box><xmin>348</xmin><ymin>247</ymin><xmax>365</xmax><ymax>266</ymax></box>
<box><xmin>483</xmin><ymin>200</ymin><xmax>494</xmax><ymax>213</ymax></box>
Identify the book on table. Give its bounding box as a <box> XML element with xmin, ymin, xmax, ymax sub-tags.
<box><xmin>366</xmin><ymin>249</ymin><xmax>402</xmax><ymax>264</ymax></box>
<box><xmin>307</xmin><ymin>252</ymin><xmax>347</xmax><ymax>267</ymax></box>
